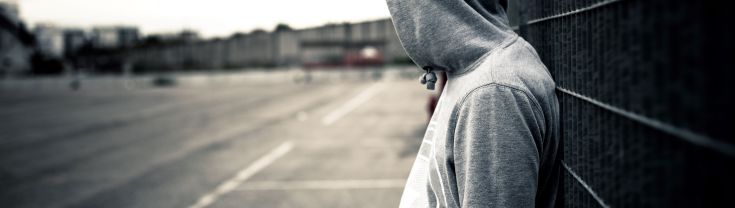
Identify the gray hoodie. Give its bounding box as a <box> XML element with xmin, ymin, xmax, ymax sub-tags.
<box><xmin>386</xmin><ymin>0</ymin><xmax>562</xmax><ymax>207</ymax></box>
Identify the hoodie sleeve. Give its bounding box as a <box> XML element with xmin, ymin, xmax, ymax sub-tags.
<box><xmin>453</xmin><ymin>84</ymin><xmax>544</xmax><ymax>208</ymax></box>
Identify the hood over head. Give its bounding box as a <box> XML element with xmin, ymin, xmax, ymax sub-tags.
<box><xmin>386</xmin><ymin>0</ymin><xmax>516</xmax><ymax>74</ymax></box>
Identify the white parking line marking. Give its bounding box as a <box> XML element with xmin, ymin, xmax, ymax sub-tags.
<box><xmin>235</xmin><ymin>179</ymin><xmax>406</xmax><ymax>191</ymax></box>
<box><xmin>322</xmin><ymin>83</ymin><xmax>384</xmax><ymax>126</ymax></box>
<box><xmin>188</xmin><ymin>141</ymin><xmax>294</xmax><ymax>208</ymax></box>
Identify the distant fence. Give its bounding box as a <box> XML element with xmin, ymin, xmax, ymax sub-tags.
<box><xmin>513</xmin><ymin>0</ymin><xmax>735</xmax><ymax>207</ymax></box>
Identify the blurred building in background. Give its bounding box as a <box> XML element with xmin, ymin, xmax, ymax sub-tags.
<box><xmin>143</xmin><ymin>30</ymin><xmax>199</xmax><ymax>44</ymax></box>
<box><xmin>62</xmin><ymin>28</ymin><xmax>86</xmax><ymax>58</ymax></box>
<box><xmin>34</xmin><ymin>24</ymin><xmax>64</xmax><ymax>58</ymax></box>
<box><xmin>2</xmin><ymin>10</ymin><xmax>410</xmax><ymax>76</ymax></box>
<box><xmin>0</xmin><ymin>0</ymin><xmax>34</xmax><ymax>77</ymax></box>
<box><xmin>272</xmin><ymin>24</ymin><xmax>299</xmax><ymax>67</ymax></box>
<box><xmin>0</xmin><ymin>0</ymin><xmax>17</xmax><ymax>23</ymax></box>
<box><xmin>91</xmin><ymin>26</ymin><xmax>139</xmax><ymax>49</ymax></box>
<box><xmin>297</xmin><ymin>20</ymin><xmax>404</xmax><ymax>68</ymax></box>
<box><xmin>85</xmin><ymin>19</ymin><xmax>409</xmax><ymax>73</ymax></box>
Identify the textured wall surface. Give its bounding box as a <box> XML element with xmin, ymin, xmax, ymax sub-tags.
<box><xmin>513</xmin><ymin>0</ymin><xmax>735</xmax><ymax>207</ymax></box>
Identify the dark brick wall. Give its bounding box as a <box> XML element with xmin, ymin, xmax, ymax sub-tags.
<box><xmin>511</xmin><ymin>0</ymin><xmax>735</xmax><ymax>207</ymax></box>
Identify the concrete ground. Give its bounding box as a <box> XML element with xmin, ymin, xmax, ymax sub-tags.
<box><xmin>0</xmin><ymin>79</ymin><xmax>430</xmax><ymax>208</ymax></box>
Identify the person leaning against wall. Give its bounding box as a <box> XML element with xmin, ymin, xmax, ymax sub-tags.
<box><xmin>387</xmin><ymin>0</ymin><xmax>562</xmax><ymax>207</ymax></box>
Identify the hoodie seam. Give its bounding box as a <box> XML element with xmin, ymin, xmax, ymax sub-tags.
<box><xmin>449</xmin><ymin>33</ymin><xmax>519</xmax><ymax>78</ymax></box>
<box><xmin>453</xmin><ymin>83</ymin><xmax>546</xmax><ymax>137</ymax></box>
<box><xmin>451</xmin><ymin>83</ymin><xmax>547</xmax><ymax>164</ymax></box>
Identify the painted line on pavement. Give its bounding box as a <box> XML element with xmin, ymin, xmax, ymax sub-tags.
<box><xmin>188</xmin><ymin>141</ymin><xmax>294</xmax><ymax>208</ymax></box>
<box><xmin>235</xmin><ymin>179</ymin><xmax>406</xmax><ymax>191</ymax></box>
<box><xmin>321</xmin><ymin>83</ymin><xmax>384</xmax><ymax>126</ymax></box>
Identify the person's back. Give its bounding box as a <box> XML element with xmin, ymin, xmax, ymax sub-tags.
<box><xmin>386</xmin><ymin>0</ymin><xmax>562</xmax><ymax>207</ymax></box>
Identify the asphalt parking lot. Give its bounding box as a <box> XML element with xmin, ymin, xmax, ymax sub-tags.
<box><xmin>0</xmin><ymin>78</ymin><xmax>430</xmax><ymax>208</ymax></box>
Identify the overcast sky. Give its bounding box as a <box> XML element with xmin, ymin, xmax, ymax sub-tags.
<box><xmin>15</xmin><ymin>0</ymin><xmax>392</xmax><ymax>38</ymax></box>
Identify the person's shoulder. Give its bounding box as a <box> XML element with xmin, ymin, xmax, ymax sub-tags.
<box><xmin>484</xmin><ymin>37</ymin><xmax>556</xmax><ymax>102</ymax></box>
<box><xmin>451</xmin><ymin>37</ymin><xmax>555</xmax><ymax>116</ymax></box>
<box><xmin>448</xmin><ymin>36</ymin><xmax>556</xmax><ymax>111</ymax></box>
